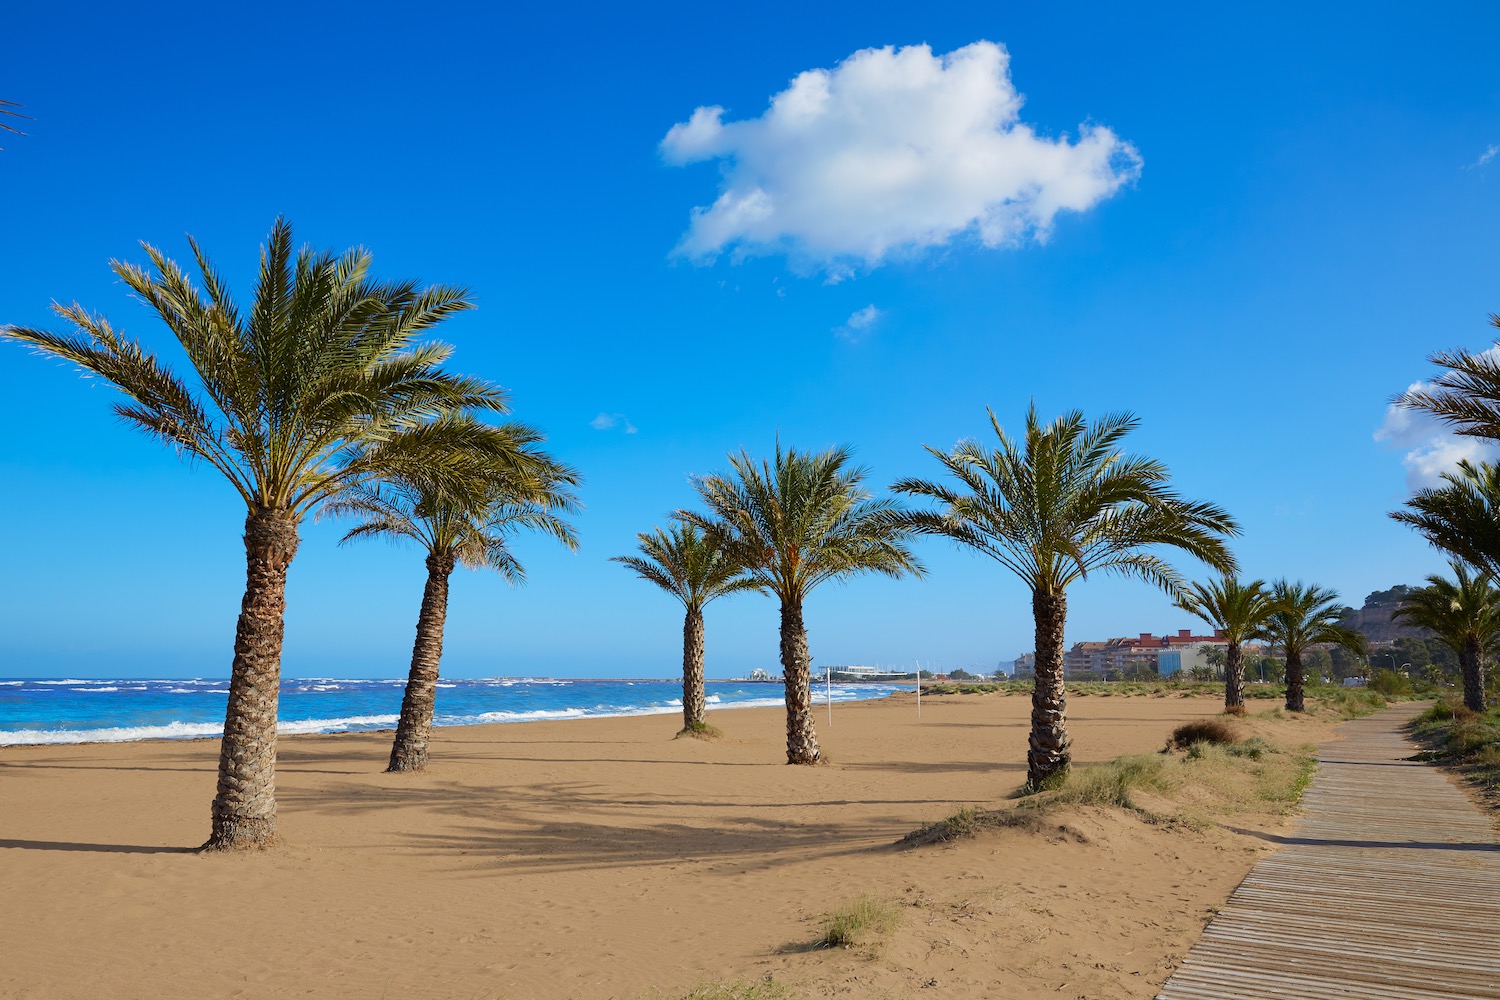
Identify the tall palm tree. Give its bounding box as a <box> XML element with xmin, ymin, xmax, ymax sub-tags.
<box><xmin>1</xmin><ymin>220</ymin><xmax>507</xmax><ymax>849</ymax></box>
<box><xmin>329</xmin><ymin>421</ymin><xmax>580</xmax><ymax>772</ymax></box>
<box><xmin>1392</xmin><ymin>561</ymin><xmax>1500</xmax><ymax>712</ymax></box>
<box><xmin>612</xmin><ymin>520</ymin><xmax>759</xmax><ymax>733</ymax></box>
<box><xmin>894</xmin><ymin>406</ymin><xmax>1238</xmax><ymax>789</ymax></box>
<box><xmin>1176</xmin><ymin>578</ymin><xmax>1274</xmax><ymax>715</ymax></box>
<box><xmin>687</xmin><ymin>444</ymin><xmax>923</xmax><ymax>764</ymax></box>
<box><xmin>1264</xmin><ymin>581</ymin><xmax>1368</xmax><ymax>712</ymax></box>
<box><xmin>1391</xmin><ymin>460</ymin><xmax>1500</xmax><ymax>578</ymax></box>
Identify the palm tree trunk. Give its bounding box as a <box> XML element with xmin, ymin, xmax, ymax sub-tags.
<box><xmin>388</xmin><ymin>551</ymin><xmax>457</xmax><ymax>773</ymax></box>
<box><xmin>1028</xmin><ymin>587</ymin><xmax>1070</xmax><ymax>788</ymax></box>
<box><xmin>1461</xmin><ymin>635</ymin><xmax>1485</xmax><ymax>713</ymax></box>
<box><xmin>1224</xmin><ymin>642</ymin><xmax>1246</xmax><ymax>715</ymax></box>
<box><xmin>681</xmin><ymin>604</ymin><xmax>707</xmax><ymax>731</ymax></box>
<box><xmin>204</xmin><ymin>509</ymin><xmax>299</xmax><ymax>851</ymax></box>
<box><xmin>780</xmin><ymin>599</ymin><xmax>820</xmax><ymax>764</ymax></box>
<box><xmin>1284</xmin><ymin>649</ymin><xmax>1305</xmax><ymax>712</ymax></box>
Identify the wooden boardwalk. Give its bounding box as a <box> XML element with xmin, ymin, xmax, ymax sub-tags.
<box><xmin>1157</xmin><ymin>705</ymin><xmax>1500</xmax><ymax>1000</ymax></box>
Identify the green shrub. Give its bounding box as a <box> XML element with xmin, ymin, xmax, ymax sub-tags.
<box><xmin>1369</xmin><ymin>669</ymin><xmax>1414</xmax><ymax>697</ymax></box>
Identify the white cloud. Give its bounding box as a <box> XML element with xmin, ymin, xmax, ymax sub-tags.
<box><xmin>1470</xmin><ymin>144</ymin><xmax>1498</xmax><ymax>170</ymax></box>
<box><xmin>834</xmin><ymin>304</ymin><xmax>883</xmax><ymax>341</ymax></box>
<box><xmin>1375</xmin><ymin>375</ymin><xmax>1500</xmax><ymax>490</ymax></box>
<box><xmin>660</xmin><ymin>41</ymin><xmax>1141</xmax><ymax>273</ymax></box>
<box><xmin>590</xmin><ymin>412</ymin><xmax>638</xmax><ymax>434</ymax></box>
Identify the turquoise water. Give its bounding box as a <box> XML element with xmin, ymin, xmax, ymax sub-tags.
<box><xmin>0</xmin><ymin>676</ymin><xmax>910</xmax><ymax>745</ymax></box>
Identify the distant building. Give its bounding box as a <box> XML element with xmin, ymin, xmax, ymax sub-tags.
<box><xmin>1066</xmin><ymin>629</ymin><xmax>1228</xmax><ymax>676</ymax></box>
<box><xmin>1011</xmin><ymin>653</ymin><xmax>1035</xmax><ymax>679</ymax></box>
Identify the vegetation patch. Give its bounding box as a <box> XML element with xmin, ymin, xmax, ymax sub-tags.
<box><xmin>902</xmin><ymin>724</ymin><xmax>1320</xmax><ymax>848</ymax></box>
<box><xmin>675</xmin><ymin>721</ymin><xmax>724</xmax><ymax>740</ymax></box>
<box><xmin>672</xmin><ymin>977</ymin><xmax>791</xmax><ymax>1000</ymax></box>
<box><xmin>815</xmin><ymin>895</ymin><xmax>901</xmax><ymax>949</ymax></box>
<box><xmin>1408</xmin><ymin>697</ymin><xmax>1500</xmax><ymax>809</ymax></box>
<box><xmin>1167</xmin><ymin>718</ymin><xmax>1241</xmax><ymax>750</ymax></box>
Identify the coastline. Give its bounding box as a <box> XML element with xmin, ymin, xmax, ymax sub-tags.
<box><xmin>0</xmin><ymin>676</ymin><xmax>908</xmax><ymax>748</ymax></box>
<box><xmin>0</xmin><ymin>692</ymin><xmax>1327</xmax><ymax>998</ymax></box>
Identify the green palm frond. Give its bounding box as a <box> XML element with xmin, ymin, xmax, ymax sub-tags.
<box><xmin>2</xmin><ymin>219</ymin><xmax>513</xmax><ymax>520</ymax></box>
<box><xmin>893</xmin><ymin>404</ymin><xmax>1238</xmax><ymax>598</ymax></box>
<box><xmin>327</xmin><ymin>414</ymin><xmax>581</xmax><ymax>581</ymax></box>
<box><xmin>683</xmin><ymin>442</ymin><xmax>924</xmax><ymax>603</ymax></box>
<box><xmin>1175</xmin><ymin>577</ymin><xmax>1274</xmax><ymax>644</ymax></box>
<box><xmin>1391</xmin><ymin>460</ymin><xmax>1500</xmax><ymax>577</ymax></box>
<box><xmin>0</xmin><ymin>100</ymin><xmax>29</xmax><ymax>148</ymax></box>
<box><xmin>1265</xmin><ymin>580</ymin><xmax>1369</xmax><ymax>658</ymax></box>
<box><xmin>612</xmin><ymin>519</ymin><xmax>760</xmax><ymax>610</ymax></box>
<box><xmin>1396</xmin><ymin>315</ymin><xmax>1500</xmax><ymax>440</ymax></box>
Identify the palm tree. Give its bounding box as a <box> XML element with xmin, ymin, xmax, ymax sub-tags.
<box><xmin>329</xmin><ymin>421</ymin><xmax>580</xmax><ymax>772</ymax></box>
<box><xmin>0</xmin><ymin>220</ymin><xmax>507</xmax><ymax>849</ymax></box>
<box><xmin>687</xmin><ymin>444</ymin><xmax>923</xmax><ymax>764</ymax></box>
<box><xmin>612</xmin><ymin>520</ymin><xmax>759</xmax><ymax>733</ymax></box>
<box><xmin>1264</xmin><ymin>581</ymin><xmax>1368</xmax><ymax>712</ymax></box>
<box><xmin>1176</xmin><ymin>578</ymin><xmax>1274</xmax><ymax>715</ymax></box>
<box><xmin>1391</xmin><ymin>561</ymin><xmax>1500</xmax><ymax>712</ymax></box>
<box><xmin>894</xmin><ymin>406</ymin><xmax>1238</xmax><ymax>789</ymax></box>
<box><xmin>1391</xmin><ymin>460</ymin><xmax>1500</xmax><ymax>578</ymax></box>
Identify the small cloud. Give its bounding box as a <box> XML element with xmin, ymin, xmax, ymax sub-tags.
<box><xmin>661</xmin><ymin>41</ymin><xmax>1141</xmax><ymax>275</ymax></box>
<box><xmin>834</xmin><ymin>304</ymin><xmax>883</xmax><ymax>342</ymax></box>
<box><xmin>590</xmin><ymin>412</ymin><xmax>638</xmax><ymax>434</ymax></box>
<box><xmin>1375</xmin><ymin>368</ymin><xmax>1500</xmax><ymax>489</ymax></box>
<box><xmin>1469</xmin><ymin>144</ymin><xmax>1499</xmax><ymax>170</ymax></box>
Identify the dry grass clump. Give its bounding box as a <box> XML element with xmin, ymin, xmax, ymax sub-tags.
<box><xmin>1167</xmin><ymin>718</ymin><xmax>1241</xmax><ymax>751</ymax></box>
<box><xmin>674</xmin><ymin>976</ymin><xmax>791</xmax><ymax>1000</ymax></box>
<box><xmin>815</xmin><ymin>895</ymin><xmax>901</xmax><ymax>949</ymax></box>
<box><xmin>899</xmin><ymin>805</ymin><xmax>1046</xmax><ymax>847</ymax></box>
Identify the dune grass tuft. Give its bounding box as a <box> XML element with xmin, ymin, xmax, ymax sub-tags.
<box><xmin>675</xmin><ymin>977</ymin><xmax>791</xmax><ymax>1000</ymax></box>
<box><xmin>1409</xmin><ymin>697</ymin><xmax>1500</xmax><ymax>809</ymax></box>
<box><xmin>675</xmin><ymin>721</ymin><xmax>724</xmax><ymax>740</ymax></box>
<box><xmin>816</xmin><ymin>895</ymin><xmax>901</xmax><ymax>949</ymax></box>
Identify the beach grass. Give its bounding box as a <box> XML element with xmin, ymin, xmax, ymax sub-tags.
<box><xmin>903</xmin><ymin>717</ymin><xmax>1321</xmax><ymax>846</ymax></box>
<box><xmin>815</xmin><ymin>895</ymin><xmax>902</xmax><ymax>949</ymax></box>
<box><xmin>1409</xmin><ymin>697</ymin><xmax>1500</xmax><ymax>809</ymax></box>
<box><xmin>675</xmin><ymin>720</ymin><xmax>724</xmax><ymax>740</ymax></box>
<box><xmin>673</xmin><ymin>977</ymin><xmax>792</xmax><ymax>999</ymax></box>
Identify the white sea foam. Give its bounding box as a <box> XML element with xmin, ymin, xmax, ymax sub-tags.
<box><xmin>277</xmin><ymin>714</ymin><xmax>397</xmax><ymax>735</ymax></box>
<box><xmin>0</xmin><ymin>721</ymin><xmax>226</xmax><ymax>745</ymax></box>
<box><xmin>0</xmin><ymin>680</ymin><xmax>24</xmax><ymax>686</ymax></box>
<box><xmin>705</xmin><ymin>695</ymin><xmax>722</xmax><ymax>704</ymax></box>
<box><xmin>72</xmin><ymin>686</ymin><xmax>119</xmax><ymax>693</ymax></box>
<box><xmin>466</xmin><ymin>708</ymin><xmax>589</xmax><ymax>723</ymax></box>
<box><xmin>0</xmin><ymin>714</ymin><xmax>400</xmax><ymax>746</ymax></box>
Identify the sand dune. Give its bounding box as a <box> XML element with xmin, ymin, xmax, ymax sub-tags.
<box><xmin>0</xmin><ymin>692</ymin><xmax>1334</xmax><ymax>999</ymax></box>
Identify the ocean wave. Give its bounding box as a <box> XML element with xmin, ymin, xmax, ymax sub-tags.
<box><xmin>277</xmin><ymin>714</ymin><xmax>397</xmax><ymax>734</ymax></box>
<box><xmin>0</xmin><ymin>680</ymin><xmax>23</xmax><ymax>686</ymax></box>
<box><xmin>464</xmin><ymin>707</ymin><xmax>589</xmax><ymax>723</ymax></box>
<box><xmin>0</xmin><ymin>713</ymin><xmax>401</xmax><ymax>746</ymax></box>
<box><xmin>71</xmin><ymin>686</ymin><xmax>119</xmax><ymax>693</ymax></box>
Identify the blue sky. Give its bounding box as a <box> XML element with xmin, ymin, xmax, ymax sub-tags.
<box><xmin>2</xmin><ymin>2</ymin><xmax>1497</xmax><ymax>679</ymax></box>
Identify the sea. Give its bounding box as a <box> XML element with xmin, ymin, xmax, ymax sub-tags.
<box><xmin>0</xmin><ymin>676</ymin><xmax>912</xmax><ymax>746</ymax></box>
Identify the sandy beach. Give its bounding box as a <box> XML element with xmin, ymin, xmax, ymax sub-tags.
<box><xmin>0</xmin><ymin>692</ymin><xmax>1336</xmax><ymax>999</ymax></box>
